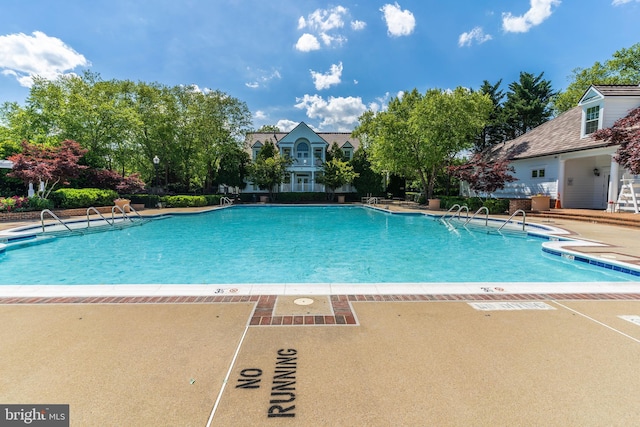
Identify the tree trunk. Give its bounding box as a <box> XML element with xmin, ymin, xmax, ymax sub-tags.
<box><xmin>418</xmin><ymin>169</ymin><xmax>429</xmax><ymax>200</ymax></box>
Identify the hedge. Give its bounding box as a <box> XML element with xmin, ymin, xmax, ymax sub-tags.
<box><xmin>50</xmin><ymin>188</ymin><xmax>119</xmax><ymax>209</ymax></box>
<box><xmin>160</xmin><ymin>195</ymin><xmax>208</xmax><ymax>208</ymax></box>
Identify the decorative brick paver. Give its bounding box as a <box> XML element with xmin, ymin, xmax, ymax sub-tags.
<box><xmin>1</xmin><ymin>293</ymin><xmax>640</xmax><ymax>326</ymax></box>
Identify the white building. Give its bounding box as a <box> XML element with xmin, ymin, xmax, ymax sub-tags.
<box><xmin>486</xmin><ymin>84</ymin><xmax>640</xmax><ymax>211</ymax></box>
<box><xmin>245</xmin><ymin>122</ymin><xmax>360</xmax><ymax>193</ymax></box>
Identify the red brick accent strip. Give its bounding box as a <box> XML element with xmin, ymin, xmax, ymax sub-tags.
<box><xmin>2</xmin><ymin>293</ymin><xmax>640</xmax><ymax>326</ymax></box>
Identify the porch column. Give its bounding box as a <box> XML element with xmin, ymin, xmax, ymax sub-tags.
<box><xmin>557</xmin><ymin>159</ymin><xmax>565</xmax><ymax>206</ymax></box>
<box><xmin>608</xmin><ymin>156</ymin><xmax>620</xmax><ymax>206</ymax></box>
<box><xmin>311</xmin><ymin>170</ymin><xmax>315</xmax><ymax>192</ymax></box>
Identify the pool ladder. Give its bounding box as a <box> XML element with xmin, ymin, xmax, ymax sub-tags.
<box><xmin>440</xmin><ymin>205</ymin><xmax>526</xmax><ymax>232</ymax></box>
<box><xmin>40</xmin><ymin>204</ymin><xmax>145</xmax><ymax>235</ymax></box>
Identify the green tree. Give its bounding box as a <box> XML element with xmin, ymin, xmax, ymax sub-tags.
<box><xmin>326</xmin><ymin>141</ymin><xmax>345</xmax><ymax>161</ymax></box>
<box><xmin>354</xmin><ymin>88</ymin><xmax>492</xmax><ymax>199</ymax></box>
<box><xmin>474</xmin><ymin>79</ymin><xmax>506</xmax><ymax>152</ymax></box>
<box><xmin>554</xmin><ymin>43</ymin><xmax>640</xmax><ymax>113</ymax></box>
<box><xmin>350</xmin><ymin>147</ymin><xmax>383</xmax><ymax>197</ymax></box>
<box><xmin>249</xmin><ymin>141</ymin><xmax>291</xmax><ymax>201</ymax></box>
<box><xmin>317</xmin><ymin>158</ymin><xmax>358</xmax><ymax>201</ymax></box>
<box><xmin>0</xmin><ymin>73</ymin><xmax>251</xmax><ymax>195</ymax></box>
<box><xmin>502</xmin><ymin>72</ymin><xmax>556</xmax><ymax>139</ymax></box>
<box><xmin>215</xmin><ymin>144</ymin><xmax>250</xmax><ymax>190</ymax></box>
<box><xmin>411</xmin><ymin>88</ymin><xmax>493</xmax><ymax>198</ymax></box>
<box><xmin>256</xmin><ymin>125</ymin><xmax>281</xmax><ymax>133</ymax></box>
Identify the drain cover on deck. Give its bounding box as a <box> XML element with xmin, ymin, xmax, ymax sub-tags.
<box><xmin>275</xmin><ymin>296</ymin><xmax>333</xmax><ymax>316</ymax></box>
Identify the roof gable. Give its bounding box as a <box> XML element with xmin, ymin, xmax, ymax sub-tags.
<box><xmin>578</xmin><ymin>86</ymin><xmax>603</xmax><ymax>105</ymax></box>
<box><xmin>277</xmin><ymin>122</ymin><xmax>326</xmax><ymax>145</ymax></box>
<box><xmin>579</xmin><ymin>84</ymin><xmax>640</xmax><ymax>105</ymax></box>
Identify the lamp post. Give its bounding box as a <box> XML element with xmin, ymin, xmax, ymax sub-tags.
<box><xmin>153</xmin><ymin>155</ymin><xmax>160</xmax><ymax>191</ymax></box>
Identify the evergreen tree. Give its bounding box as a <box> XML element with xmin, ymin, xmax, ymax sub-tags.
<box><xmin>502</xmin><ymin>72</ymin><xmax>556</xmax><ymax>139</ymax></box>
<box><xmin>350</xmin><ymin>148</ymin><xmax>383</xmax><ymax>196</ymax></box>
<box><xmin>474</xmin><ymin>79</ymin><xmax>506</xmax><ymax>152</ymax></box>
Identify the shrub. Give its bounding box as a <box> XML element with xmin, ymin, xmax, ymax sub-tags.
<box><xmin>160</xmin><ymin>195</ymin><xmax>207</xmax><ymax>208</ymax></box>
<box><xmin>28</xmin><ymin>197</ymin><xmax>54</xmax><ymax>211</ymax></box>
<box><xmin>204</xmin><ymin>195</ymin><xmax>222</xmax><ymax>206</ymax></box>
<box><xmin>0</xmin><ymin>196</ymin><xmax>27</xmax><ymax>212</ymax></box>
<box><xmin>483</xmin><ymin>198</ymin><xmax>509</xmax><ymax>214</ymax></box>
<box><xmin>50</xmin><ymin>188</ymin><xmax>119</xmax><ymax>209</ymax></box>
<box><xmin>122</xmin><ymin>194</ymin><xmax>161</xmax><ymax>208</ymax></box>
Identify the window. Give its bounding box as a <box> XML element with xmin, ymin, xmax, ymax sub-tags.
<box><xmin>585</xmin><ymin>106</ymin><xmax>600</xmax><ymax>135</ymax></box>
<box><xmin>342</xmin><ymin>149</ymin><xmax>352</xmax><ymax>160</ymax></box>
<box><xmin>531</xmin><ymin>169</ymin><xmax>545</xmax><ymax>178</ymax></box>
<box><xmin>297</xmin><ymin>142</ymin><xmax>309</xmax><ymax>159</ymax></box>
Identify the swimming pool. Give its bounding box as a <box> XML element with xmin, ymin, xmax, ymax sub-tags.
<box><xmin>0</xmin><ymin>206</ymin><xmax>635</xmax><ymax>285</ymax></box>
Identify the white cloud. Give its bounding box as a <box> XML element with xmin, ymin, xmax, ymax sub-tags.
<box><xmin>502</xmin><ymin>0</ymin><xmax>561</xmax><ymax>33</ymax></box>
<box><xmin>294</xmin><ymin>94</ymin><xmax>367</xmax><ymax>131</ymax></box>
<box><xmin>296</xmin><ymin>6</ymin><xmax>364</xmax><ymax>50</ymax></box>
<box><xmin>301</xmin><ymin>6</ymin><xmax>347</xmax><ymax>32</ymax></box>
<box><xmin>380</xmin><ymin>2</ymin><xmax>416</xmax><ymax>37</ymax></box>
<box><xmin>275</xmin><ymin>119</ymin><xmax>299</xmax><ymax>132</ymax></box>
<box><xmin>245</xmin><ymin>68</ymin><xmax>281</xmax><ymax>89</ymax></box>
<box><xmin>254</xmin><ymin>110</ymin><xmax>267</xmax><ymax>121</ymax></box>
<box><xmin>458</xmin><ymin>27</ymin><xmax>493</xmax><ymax>47</ymax></box>
<box><xmin>295</xmin><ymin>33</ymin><xmax>321</xmax><ymax>52</ymax></box>
<box><xmin>612</xmin><ymin>0</ymin><xmax>639</xmax><ymax>4</ymax></box>
<box><xmin>0</xmin><ymin>31</ymin><xmax>89</xmax><ymax>87</ymax></box>
<box><xmin>310</xmin><ymin>62</ymin><xmax>343</xmax><ymax>90</ymax></box>
<box><xmin>319</xmin><ymin>32</ymin><xmax>347</xmax><ymax>47</ymax></box>
<box><xmin>351</xmin><ymin>20</ymin><xmax>367</xmax><ymax>31</ymax></box>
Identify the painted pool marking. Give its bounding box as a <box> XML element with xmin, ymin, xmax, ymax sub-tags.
<box><xmin>233</xmin><ymin>349</ymin><xmax>298</xmax><ymax>419</ymax></box>
<box><xmin>553</xmin><ymin>301</ymin><xmax>640</xmax><ymax>345</ymax></box>
<box><xmin>619</xmin><ymin>315</ymin><xmax>640</xmax><ymax>326</ymax></box>
<box><xmin>207</xmin><ymin>324</ymin><xmax>250</xmax><ymax>427</ymax></box>
<box><xmin>469</xmin><ymin>302</ymin><xmax>556</xmax><ymax>311</ymax></box>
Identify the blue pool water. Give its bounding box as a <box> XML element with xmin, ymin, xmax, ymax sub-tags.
<box><xmin>0</xmin><ymin>206</ymin><xmax>634</xmax><ymax>285</ymax></box>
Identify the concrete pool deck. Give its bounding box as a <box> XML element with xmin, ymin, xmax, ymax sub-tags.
<box><xmin>1</xmin><ymin>205</ymin><xmax>640</xmax><ymax>425</ymax></box>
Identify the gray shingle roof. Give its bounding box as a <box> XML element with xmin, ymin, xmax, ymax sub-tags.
<box><xmin>592</xmin><ymin>84</ymin><xmax>640</xmax><ymax>97</ymax></box>
<box><xmin>488</xmin><ymin>106</ymin><xmax>613</xmax><ymax>160</ymax></box>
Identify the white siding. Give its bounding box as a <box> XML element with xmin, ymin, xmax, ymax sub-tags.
<box><xmin>493</xmin><ymin>156</ymin><xmax>559</xmax><ymax>199</ymax></box>
<box><xmin>602</xmin><ymin>97</ymin><xmax>640</xmax><ymax>128</ymax></box>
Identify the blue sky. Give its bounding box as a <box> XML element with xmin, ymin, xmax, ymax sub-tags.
<box><xmin>0</xmin><ymin>1</ymin><xmax>638</xmax><ymax>132</ymax></box>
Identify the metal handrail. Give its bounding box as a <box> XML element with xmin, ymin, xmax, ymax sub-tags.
<box><xmin>465</xmin><ymin>206</ymin><xmax>489</xmax><ymax>226</ymax></box>
<box><xmin>441</xmin><ymin>204</ymin><xmax>461</xmax><ymax>221</ymax></box>
<box><xmin>498</xmin><ymin>209</ymin><xmax>527</xmax><ymax>231</ymax></box>
<box><xmin>87</xmin><ymin>207</ymin><xmax>113</xmax><ymax>227</ymax></box>
<box><xmin>454</xmin><ymin>205</ymin><xmax>469</xmax><ymax>221</ymax></box>
<box><xmin>366</xmin><ymin>196</ymin><xmax>379</xmax><ymax>205</ymax></box>
<box><xmin>112</xmin><ymin>205</ymin><xmax>129</xmax><ymax>223</ymax></box>
<box><xmin>40</xmin><ymin>209</ymin><xmax>74</xmax><ymax>233</ymax></box>
<box><xmin>126</xmin><ymin>204</ymin><xmax>143</xmax><ymax>219</ymax></box>
<box><xmin>220</xmin><ymin>196</ymin><xmax>233</xmax><ymax>206</ymax></box>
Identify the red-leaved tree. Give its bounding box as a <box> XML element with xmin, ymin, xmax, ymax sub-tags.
<box><xmin>593</xmin><ymin>107</ymin><xmax>640</xmax><ymax>174</ymax></box>
<box><xmin>448</xmin><ymin>154</ymin><xmax>516</xmax><ymax>199</ymax></box>
<box><xmin>7</xmin><ymin>140</ymin><xmax>88</xmax><ymax>199</ymax></box>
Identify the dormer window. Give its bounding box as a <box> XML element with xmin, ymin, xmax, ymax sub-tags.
<box><xmin>585</xmin><ymin>106</ymin><xmax>600</xmax><ymax>135</ymax></box>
